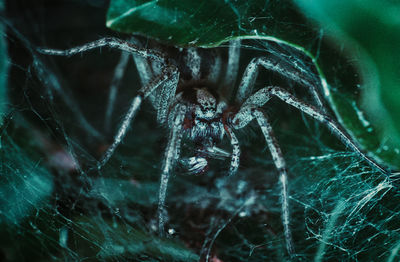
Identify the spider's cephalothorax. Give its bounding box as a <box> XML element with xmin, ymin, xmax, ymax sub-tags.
<box><xmin>178</xmin><ymin>86</ymin><xmax>227</xmax><ymax>142</ymax></box>
<box><xmin>38</xmin><ymin>37</ymin><xmax>393</xmax><ymax>258</ymax></box>
<box><xmin>174</xmin><ymin>84</ymin><xmax>231</xmax><ymax>174</ymax></box>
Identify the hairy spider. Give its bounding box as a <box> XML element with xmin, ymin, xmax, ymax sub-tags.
<box><xmin>38</xmin><ymin>36</ymin><xmax>391</xmax><ymax>257</ymax></box>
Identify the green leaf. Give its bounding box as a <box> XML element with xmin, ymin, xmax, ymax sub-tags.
<box><xmin>294</xmin><ymin>0</ymin><xmax>400</xmax><ymax>168</ymax></box>
<box><xmin>106</xmin><ymin>0</ymin><xmax>313</xmax><ymax>47</ymax></box>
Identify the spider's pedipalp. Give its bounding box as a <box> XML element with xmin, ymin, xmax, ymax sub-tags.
<box><xmin>252</xmin><ymin>109</ymin><xmax>295</xmax><ymax>257</ymax></box>
<box><xmin>180</xmin><ymin>156</ymin><xmax>208</xmax><ymax>174</ymax></box>
<box><xmin>158</xmin><ymin>104</ymin><xmax>186</xmax><ymax>235</ymax></box>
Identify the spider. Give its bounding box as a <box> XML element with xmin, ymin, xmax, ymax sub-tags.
<box><xmin>38</xmin><ymin>36</ymin><xmax>391</xmax><ymax>257</ymax></box>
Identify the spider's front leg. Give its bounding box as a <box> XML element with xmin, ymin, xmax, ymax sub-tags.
<box><xmin>266</xmin><ymin>86</ymin><xmax>390</xmax><ymax>176</ymax></box>
<box><xmin>158</xmin><ymin>104</ymin><xmax>186</xmax><ymax>236</ymax></box>
<box><xmin>224</xmin><ymin>125</ymin><xmax>241</xmax><ymax>176</ymax></box>
<box><xmin>234</xmin><ymin>86</ymin><xmax>391</xmax><ymax>176</ymax></box>
<box><xmin>231</xmin><ymin>85</ymin><xmax>394</xmax><ymax>256</ymax></box>
<box><xmin>231</xmin><ymin>97</ymin><xmax>295</xmax><ymax>257</ymax></box>
<box><xmin>230</xmin><ymin>84</ymin><xmax>394</xmax><ymax>257</ymax></box>
<box><xmin>235</xmin><ymin>56</ymin><xmax>326</xmax><ymax>112</ymax></box>
<box><xmin>251</xmin><ymin>110</ymin><xmax>295</xmax><ymax>256</ymax></box>
<box><xmin>98</xmin><ymin>68</ymin><xmax>178</xmax><ymax>169</ymax></box>
<box><xmin>10</xmin><ymin>28</ymin><xmax>104</xmax><ymax>140</ymax></box>
<box><xmin>37</xmin><ymin>37</ymin><xmax>179</xmax><ymax>168</ymax></box>
<box><xmin>37</xmin><ymin>37</ymin><xmax>166</xmax><ymax>63</ymax></box>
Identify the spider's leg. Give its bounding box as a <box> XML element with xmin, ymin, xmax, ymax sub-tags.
<box><xmin>221</xmin><ymin>39</ymin><xmax>241</xmax><ymax>98</ymax></box>
<box><xmin>9</xmin><ymin>27</ymin><xmax>104</xmax><ymax>140</ymax></box>
<box><xmin>129</xmin><ymin>37</ymin><xmax>156</xmax><ymax>104</ymax></box>
<box><xmin>185</xmin><ymin>48</ymin><xmax>201</xmax><ymax>80</ymax></box>
<box><xmin>156</xmin><ymin>68</ymin><xmax>179</xmax><ymax>124</ymax></box>
<box><xmin>207</xmin><ymin>50</ymin><xmax>222</xmax><ymax>84</ymax></box>
<box><xmin>97</xmin><ymin>72</ymin><xmax>171</xmax><ymax>169</ymax></box>
<box><xmin>231</xmin><ymin>87</ymin><xmax>272</xmax><ymax>129</ymax></box>
<box><xmin>225</xmin><ymin>125</ymin><xmax>241</xmax><ymax>176</ymax></box>
<box><xmin>252</xmin><ymin>109</ymin><xmax>295</xmax><ymax>257</ymax></box>
<box><xmin>267</xmin><ymin>86</ymin><xmax>390</xmax><ymax>175</ymax></box>
<box><xmin>235</xmin><ymin>57</ymin><xmax>325</xmax><ymax>111</ymax></box>
<box><xmin>38</xmin><ymin>37</ymin><xmax>179</xmax><ymax>128</ymax></box>
<box><xmin>158</xmin><ymin>104</ymin><xmax>186</xmax><ymax>235</ymax></box>
<box><xmin>37</xmin><ymin>37</ymin><xmax>166</xmax><ymax>63</ymax></box>
<box><xmin>231</xmin><ymin>100</ymin><xmax>295</xmax><ymax>257</ymax></box>
<box><xmin>104</xmin><ymin>51</ymin><xmax>130</xmax><ymax>131</ymax></box>
<box><xmin>129</xmin><ymin>37</ymin><xmax>153</xmax><ymax>85</ymax></box>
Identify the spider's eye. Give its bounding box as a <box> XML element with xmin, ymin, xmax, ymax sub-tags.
<box><xmin>200</xmin><ymin>101</ymin><xmax>215</xmax><ymax>110</ymax></box>
<box><xmin>199</xmin><ymin>101</ymin><xmax>217</xmax><ymax>115</ymax></box>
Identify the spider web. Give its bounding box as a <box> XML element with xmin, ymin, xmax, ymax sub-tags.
<box><xmin>2</xmin><ymin>1</ymin><xmax>400</xmax><ymax>261</ymax></box>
